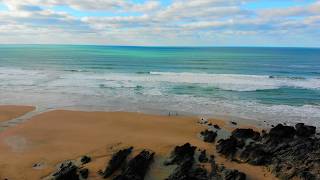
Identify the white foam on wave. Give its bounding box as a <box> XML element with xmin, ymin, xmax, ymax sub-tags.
<box><xmin>1</xmin><ymin>68</ymin><xmax>320</xmax><ymax>126</ymax></box>
<box><xmin>0</xmin><ymin>67</ymin><xmax>48</xmax><ymax>87</ymax></box>
<box><xmin>46</xmin><ymin>71</ymin><xmax>320</xmax><ymax>92</ymax></box>
<box><xmin>1</xmin><ymin>67</ymin><xmax>320</xmax><ymax>92</ymax></box>
<box><xmin>149</xmin><ymin>72</ymin><xmax>320</xmax><ymax>91</ymax></box>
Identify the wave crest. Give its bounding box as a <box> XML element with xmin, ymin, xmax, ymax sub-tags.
<box><xmin>149</xmin><ymin>72</ymin><xmax>320</xmax><ymax>91</ymax></box>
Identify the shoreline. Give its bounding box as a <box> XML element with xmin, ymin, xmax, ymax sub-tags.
<box><xmin>0</xmin><ymin>106</ymin><xmax>276</xmax><ymax>180</ymax></box>
<box><xmin>0</xmin><ymin>105</ymin><xmax>35</xmax><ymax>123</ymax></box>
<box><xmin>0</xmin><ymin>103</ymin><xmax>281</xmax><ymax>131</ymax></box>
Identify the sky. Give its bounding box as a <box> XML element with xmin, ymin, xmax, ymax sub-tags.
<box><xmin>0</xmin><ymin>0</ymin><xmax>319</xmax><ymax>47</ymax></box>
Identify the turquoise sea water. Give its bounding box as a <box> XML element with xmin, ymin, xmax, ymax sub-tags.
<box><xmin>0</xmin><ymin>45</ymin><xmax>320</xmax><ymax>126</ymax></box>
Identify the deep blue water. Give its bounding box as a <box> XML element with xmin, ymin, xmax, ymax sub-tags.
<box><xmin>0</xmin><ymin>45</ymin><xmax>319</xmax><ymax>125</ymax></box>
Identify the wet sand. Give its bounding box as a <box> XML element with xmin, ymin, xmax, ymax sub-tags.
<box><xmin>0</xmin><ymin>109</ymin><xmax>276</xmax><ymax>180</ymax></box>
<box><xmin>0</xmin><ymin>105</ymin><xmax>35</xmax><ymax>122</ymax></box>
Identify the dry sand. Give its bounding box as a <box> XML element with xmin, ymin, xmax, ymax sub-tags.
<box><xmin>0</xmin><ymin>109</ymin><xmax>276</xmax><ymax>180</ymax></box>
<box><xmin>0</xmin><ymin>105</ymin><xmax>35</xmax><ymax>122</ymax></box>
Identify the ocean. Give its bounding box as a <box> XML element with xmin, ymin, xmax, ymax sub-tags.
<box><xmin>0</xmin><ymin>45</ymin><xmax>320</xmax><ymax>126</ymax></box>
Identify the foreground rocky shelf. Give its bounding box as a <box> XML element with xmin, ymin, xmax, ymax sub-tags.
<box><xmin>164</xmin><ymin>143</ymin><xmax>246</xmax><ymax>180</ymax></box>
<box><xmin>46</xmin><ymin>143</ymin><xmax>247</xmax><ymax>180</ymax></box>
<box><xmin>45</xmin><ymin>122</ymin><xmax>319</xmax><ymax>180</ymax></box>
<box><xmin>216</xmin><ymin>123</ymin><xmax>319</xmax><ymax>180</ymax></box>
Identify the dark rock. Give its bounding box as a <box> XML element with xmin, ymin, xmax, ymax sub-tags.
<box><xmin>164</xmin><ymin>143</ymin><xmax>196</xmax><ymax>165</ymax></box>
<box><xmin>239</xmin><ymin>144</ymin><xmax>271</xmax><ymax>165</ymax></box>
<box><xmin>295</xmin><ymin>123</ymin><xmax>316</xmax><ymax>137</ymax></box>
<box><xmin>165</xmin><ymin>143</ymin><xmax>210</xmax><ymax>180</ymax></box>
<box><xmin>271</xmin><ymin>137</ymin><xmax>320</xmax><ymax>179</ymax></box>
<box><xmin>52</xmin><ymin>162</ymin><xmax>79</xmax><ymax>180</ymax></box>
<box><xmin>209</xmin><ymin>159</ymin><xmax>220</xmax><ymax>178</ymax></box>
<box><xmin>209</xmin><ymin>155</ymin><xmax>215</xmax><ymax>162</ymax></box>
<box><xmin>297</xmin><ymin>171</ymin><xmax>316</xmax><ymax>180</ymax></box>
<box><xmin>216</xmin><ymin>123</ymin><xmax>320</xmax><ymax>180</ymax></box>
<box><xmin>209</xmin><ymin>159</ymin><xmax>246</xmax><ymax>180</ymax></box>
<box><xmin>213</xmin><ymin>124</ymin><xmax>221</xmax><ymax>129</ymax></box>
<box><xmin>32</xmin><ymin>162</ymin><xmax>46</xmax><ymax>169</ymax></box>
<box><xmin>200</xmin><ymin>130</ymin><xmax>217</xmax><ymax>143</ymax></box>
<box><xmin>268</xmin><ymin>124</ymin><xmax>296</xmax><ymax>139</ymax></box>
<box><xmin>167</xmin><ymin>155</ymin><xmax>208</xmax><ymax>180</ymax></box>
<box><xmin>231</xmin><ymin>121</ymin><xmax>237</xmax><ymax>125</ymax></box>
<box><xmin>79</xmin><ymin>168</ymin><xmax>89</xmax><ymax>179</ymax></box>
<box><xmin>114</xmin><ymin>150</ymin><xmax>154</xmax><ymax>180</ymax></box>
<box><xmin>102</xmin><ymin>147</ymin><xmax>133</xmax><ymax>178</ymax></box>
<box><xmin>198</xmin><ymin>150</ymin><xmax>208</xmax><ymax>163</ymax></box>
<box><xmin>199</xmin><ymin>118</ymin><xmax>208</xmax><ymax>124</ymax></box>
<box><xmin>231</xmin><ymin>128</ymin><xmax>260</xmax><ymax>140</ymax></box>
<box><xmin>165</xmin><ymin>142</ymin><xmax>247</xmax><ymax>180</ymax></box>
<box><xmin>208</xmin><ymin>123</ymin><xmax>212</xmax><ymax>126</ymax></box>
<box><xmin>189</xmin><ymin>165</ymin><xmax>209</xmax><ymax>180</ymax></box>
<box><xmin>216</xmin><ymin>137</ymin><xmax>244</xmax><ymax>158</ymax></box>
<box><xmin>222</xmin><ymin>169</ymin><xmax>246</xmax><ymax>180</ymax></box>
<box><xmin>80</xmin><ymin>155</ymin><xmax>91</xmax><ymax>164</ymax></box>
<box><xmin>166</xmin><ymin>157</ymin><xmax>194</xmax><ymax>180</ymax></box>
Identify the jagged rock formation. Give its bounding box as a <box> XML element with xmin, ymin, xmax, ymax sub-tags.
<box><xmin>50</xmin><ymin>161</ymin><xmax>89</xmax><ymax>180</ymax></box>
<box><xmin>101</xmin><ymin>147</ymin><xmax>133</xmax><ymax>178</ymax></box>
<box><xmin>217</xmin><ymin>123</ymin><xmax>319</xmax><ymax>180</ymax></box>
<box><xmin>165</xmin><ymin>143</ymin><xmax>246</xmax><ymax>180</ymax></box>
<box><xmin>200</xmin><ymin>129</ymin><xmax>218</xmax><ymax>143</ymax></box>
<box><xmin>114</xmin><ymin>150</ymin><xmax>155</xmax><ymax>180</ymax></box>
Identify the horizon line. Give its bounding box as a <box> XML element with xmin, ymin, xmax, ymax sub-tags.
<box><xmin>0</xmin><ymin>43</ymin><xmax>319</xmax><ymax>49</ymax></box>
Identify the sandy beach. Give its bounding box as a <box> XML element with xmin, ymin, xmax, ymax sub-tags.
<box><xmin>0</xmin><ymin>107</ymin><xmax>275</xmax><ymax>180</ymax></box>
<box><xmin>1</xmin><ymin>1</ymin><xmax>320</xmax><ymax>178</ymax></box>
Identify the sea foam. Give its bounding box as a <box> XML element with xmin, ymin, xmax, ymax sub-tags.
<box><xmin>0</xmin><ymin>68</ymin><xmax>320</xmax><ymax>127</ymax></box>
<box><xmin>1</xmin><ymin>68</ymin><xmax>320</xmax><ymax>92</ymax></box>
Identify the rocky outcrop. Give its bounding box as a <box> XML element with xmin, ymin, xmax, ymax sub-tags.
<box><xmin>167</xmin><ymin>157</ymin><xmax>209</xmax><ymax>180</ymax></box>
<box><xmin>101</xmin><ymin>147</ymin><xmax>133</xmax><ymax>178</ymax></box>
<box><xmin>165</xmin><ymin>143</ymin><xmax>246</xmax><ymax>180</ymax></box>
<box><xmin>114</xmin><ymin>150</ymin><xmax>155</xmax><ymax>180</ymax></box>
<box><xmin>165</xmin><ymin>143</ymin><xmax>207</xmax><ymax>180</ymax></box>
<box><xmin>198</xmin><ymin>150</ymin><xmax>208</xmax><ymax>163</ymax></box>
<box><xmin>295</xmin><ymin>123</ymin><xmax>316</xmax><ymax>137</ymax></box>
<box><xmin>80</xmin><ymin>155</ymin><xmax>91</xmax><ymax>164</ymax></box>
<box><xmin>164</xmin><ymin>143</ymin><xmax>197</xmax><ymax>165</ymax></box>
<box><xmin>231</xmin><ymin>128</ymin><xmax>260</xmax><ymax>140</ymax></box>
<box><xmin>210</xmin><ymin>158</ymin><xmax>246</xmax><ymax>180</ymax></box>
<box><xmin>200</xmin><ymin>130</ymin><xmax>217</xmax><ymax>143</ymax></box>
<box><xmin>222</xmin><ymin>169</ymin><xmax>246</xmax><ymax>180</ymax></box>
<box><xmin>46</xmin><ymin>155</ymin><xmax>92</xmax><ymax>180</ymax></box>
<box><xmin>79</xmin><ymin>168</ymin><xmax>89</xmax><ymax>179</ymax></box>
<box><xmin>50</xmin><ymin>162</ymin><xmax>81</xmax><ymax>180</ymax></box>
<box><xmin>231</xmin><ymin>122</ymin><xmax>237</xmax><ymax>125</ymax></box>
<box><xmin>237</xmin><ymin>143</ymin><xmax>271</xmax><ymax>165</ymax></box>
<box><xmin>216</xmin><ymin>137</ymin><xmax>244</xmax><ymax>158</ymax></box>
<box><xmin>268</xmin><ymin>124</ymin><xmax>296</xmax><ymax>139</ymax></box>
<box><xmin>217</xmin><ymin>123</ymin><xmax>319</xmax><ymax>180</ymax></box>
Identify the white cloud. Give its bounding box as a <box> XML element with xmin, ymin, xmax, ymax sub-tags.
<box><xmin>0</xmin><ymin>0</ymin><xmax>161</xmax><ymax>12</ymax></box>
<box><xmin>259</xmin><ymin>1</ymin><xmax>320</xmax><ymax>17</ymax></box>
<box><xmin>0</xmin><ymin>0</ymin><xmax>319</xmax><ymax>46</ymax></box>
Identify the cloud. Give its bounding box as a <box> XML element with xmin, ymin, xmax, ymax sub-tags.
<box><xmin>259</xmin><ymin>1</ymin><xmax>320</xmax><ymax>17</ymax></box>
<box><xmin>0</xmin><ymin>0</ymin><xmax>161</xmax><ymax>12</ymax></box>
<box><xmin>0</xmin><ymin>0</ymin><xmax>319</xmax><ymax>46</ymax></box>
